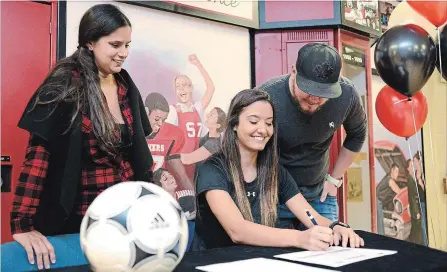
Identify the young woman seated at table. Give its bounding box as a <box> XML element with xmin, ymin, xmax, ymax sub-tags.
<box><xmin>193</xmin><ymin>89</ymin><xmax>364</xmax><ymax>251</ymax></box>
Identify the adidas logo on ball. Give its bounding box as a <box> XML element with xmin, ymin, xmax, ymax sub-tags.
<box><xmin>149</xmin><ymin>213</ymin><xmax>170</xmax><ymax>230</ymax></box>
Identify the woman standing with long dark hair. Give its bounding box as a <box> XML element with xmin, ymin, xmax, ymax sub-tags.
<box><xmin>10</xmin><ymin>4</ymin><xmax>153</xmax><ymax>270</ymax></box>
<box><xmin>194</xmin><ymin>89</ymin><xmax>364</xmax><ymax>251</ymax></box>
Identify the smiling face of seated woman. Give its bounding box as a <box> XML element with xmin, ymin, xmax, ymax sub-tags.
<box><xmin>234</xmin><ymin>100</ymin><xmax>274</xmax><ymax>153</ymax></box>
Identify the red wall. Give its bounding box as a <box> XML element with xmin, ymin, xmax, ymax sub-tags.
<box><xmin>1</xmin><ymin>1</ymin><xmax>58</xmax><ymax>243</ymax></box>
<box><xmin>264</xmin><ymin>1</ymin><xmax>335</xmax><ymax>23</ymax></box>
<box><xmin>255</xmin><ymin>29</ymin><xmax>334</xmax><ymax>84</ymax></box>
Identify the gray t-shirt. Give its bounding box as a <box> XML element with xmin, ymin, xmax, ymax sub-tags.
<box><xmin>199</xmin><ymin>133</ymin><xmax>221</xmax><ymax>154</ymax></box>
<box><xmin>256</xmin><ymin>74</ymin><xmax>367</xmax><ymax>200</ymax></box>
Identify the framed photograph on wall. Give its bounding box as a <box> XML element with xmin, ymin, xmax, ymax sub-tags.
<box><xmin>341</xmin><ymin>0</ymin><xmax>381</xmax><ymax>36</ymax></box>
<box><xmin>123</xmin><ymin>0</ymin><xmax>259</xmax><ymax>29</ymax></box>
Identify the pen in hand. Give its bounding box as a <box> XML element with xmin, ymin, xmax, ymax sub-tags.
<box><xmin>306</xmin><ymin>210</ymin><xmax>318</xmax><ymax>226</ymax></box>
<box><xmin>306</xmin><ymin>210</ymin><xmax>333</xmax><ymax>247</ymax></box>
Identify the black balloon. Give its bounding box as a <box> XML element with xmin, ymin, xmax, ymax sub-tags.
<box><xmin>374</xmin><ymin>24</ymin><xmax>437</xmax><ymax>97</ymax></box>
<box><xmin>436</xmin><ymin>25</ymin><xmax>447</xmax><ymax>81</ymax></box>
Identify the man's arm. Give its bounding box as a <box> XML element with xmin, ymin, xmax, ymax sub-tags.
<box><xmin>322</xmin><ymin>84</ymin><xmax>367</xmax><ymax>200</ymax></box>
<box><xmin>330</xmin><ymin>148</ymin><xmax>357</xmax><ymax>180</ymax></box>
<box><xmin>167</xmin><ymin>158</ymin><xmax>194</xmax><ymax>191</ymax></box>
<box><xmin>333</xmin><ymin>85</ymin><xmax>367</xmax><ymax>178</ymax></box>
<box><xmin>389</xmin><ymin>178</ymin><xmax>402</xmax><ymax>194</ymax></box>
<box><xmin>342</xmin><ymin>85</ymin><xmax>367</xmax><ymax>155</ymax></box>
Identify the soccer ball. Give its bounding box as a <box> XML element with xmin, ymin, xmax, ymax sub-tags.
<box><xmin>79</xmin><ymin>181</ymin><xmax>188</xmax><ymax>272</ymax></box>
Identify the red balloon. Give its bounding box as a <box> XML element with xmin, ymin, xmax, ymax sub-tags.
<box><xmin>376</xmin><ymin>85</ymin><xmax>428</xmax><ymax>138</ymax></box>
<box><xmin>407</xmin><ymin>0</ymin><xmax>447</xmax><ymax>27</ymax></box>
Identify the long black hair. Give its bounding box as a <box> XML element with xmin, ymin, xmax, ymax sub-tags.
<box><xmin>30</xmin><ymin>4</ymin><xmax>131</xmax><ymax>154</ymax></box>
<box><xmin>220</xmin><ymin>89</ymin><xmax>279</xmax><ymax>227</ymax></box>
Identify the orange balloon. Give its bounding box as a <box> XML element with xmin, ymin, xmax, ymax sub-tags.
<box><xmin>407</xmin><ymin>0</ymin><xmax>447</xmax><ymax>27</ymax></box>
<box><xmin>375</xmin><ymin>86</ymin><xmax>428</xmax><ymax>138</ymax></box>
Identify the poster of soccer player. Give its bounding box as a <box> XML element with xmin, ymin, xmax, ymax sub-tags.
<box><xmin>66</xmin><ymin>1</ymin><xmax>251</xmax><ymax>219</ymax></box>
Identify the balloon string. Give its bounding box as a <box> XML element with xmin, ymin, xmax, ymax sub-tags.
<box><xmin>420</xmin><ymin>91</ymin><xmax>442</xmax><ymax>248</ymax></box>
<box><xmin>438</xmin><ymin>27</ymin><xmax>443</xmax><ymax>86</ymax></box>
<box><xmin>444</xmin><ymin>27</ymin><xmax>447</xmax><ymax>200</ymax></box>
<box><xmin>393</xmin><ymin>98</ymin><xmax>408</xmax><ymax>105</ymax></box>
<box><xmin>411</xmin><ymin>101</ymin><xmax>425</xmax><ymax>187</ymax></box>
<box><xmin>439</xmin><ymin>27</ymin><xmax>446</xmax><ymax>174</ymax></box>
<box><xmin>409</xmin><ymin>103</ymin><xmax>429</xmax><ymax>245</ymax></box>
<box><xmin>405</xmin><ymin>137</ymin><xmax>424</xmax><ymax>239</ymax></box>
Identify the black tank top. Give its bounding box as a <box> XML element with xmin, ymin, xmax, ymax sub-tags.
<box><xmin>117</xmin><ymin>123</ymin><xmax>132</xmax><ymax>159</ymax></box>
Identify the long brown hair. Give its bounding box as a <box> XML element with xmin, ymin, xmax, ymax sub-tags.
<box><xmin>30</xmin><ymin>4</ymin><xmax>131</xmax><ymax>155</ymax></box>
<box><xmin>220</xmin><ymin>89</ymin><xmax>279</xmax><ymax>227</ymax></box>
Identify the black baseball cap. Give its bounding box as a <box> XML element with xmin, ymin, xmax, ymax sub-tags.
<box><xmin>295</xmin><ymin>43</ymin><xmax>342</xmax><ymax>99</ymax></box>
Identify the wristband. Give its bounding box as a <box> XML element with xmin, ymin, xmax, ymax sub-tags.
<box><xmin>329</xmin><ymin>221</ymin><xmax>350</xmax><ymax>230</ymax></box>
<box><xmin>326</xmin><ymin>173</ymin><xmax>343</xmax><ymax>188</ymax></box>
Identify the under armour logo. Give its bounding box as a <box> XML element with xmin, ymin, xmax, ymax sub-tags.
<box><xmin>329</xmin><ymin>122</ymin><xmax>335</xmax><ymax>128</ymax></box>
<box><xmin>313</xmin><ymin>61</ymin><xmax>334</xmax><ymax>80</ymax></box>
<box><xmin>247</xmin><ymin>192</ymin><xmax>256</xmax><ymax>197</ymax></box>
<box><xmin>149</xmin><ymin>213</ymin><xmax>169</xmax><ymax>229</ymax></box>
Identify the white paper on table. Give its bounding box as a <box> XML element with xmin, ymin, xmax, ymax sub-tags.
<box><xmin>274</xmin><ymin>246</ymin><xmax>397</xmax><ymax>268</ymax></box>
<box><xmin>196</xmin><ymin>257</ymin><xmax>340</xmax><ymax>272</ymax></box>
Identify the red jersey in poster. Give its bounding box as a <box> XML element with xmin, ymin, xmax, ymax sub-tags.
<box><xmin>174</xmin><ymin>101</ymin><xmax>203</xmax><ymax>152</ymax></box>
<box><xmin>146</xmin><ymin>122</ymin><xmax>185</xmax><ymax>171</ymax></box>
<box><xmin>166</xmin><ymin>101</ymin><xmax>204</xmax><ymax>180</ymax></box>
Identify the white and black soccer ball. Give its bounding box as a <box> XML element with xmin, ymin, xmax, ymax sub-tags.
<box><xmin>79</xmin><ymin>181</ymin><xmax>188</xmax><ymax>272</ymax></box>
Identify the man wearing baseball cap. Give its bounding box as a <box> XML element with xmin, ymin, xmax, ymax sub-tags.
<box><xmin>257</xmin><ymin>43</ymin><xmax>367</xmax><ymax>223</ymax></box>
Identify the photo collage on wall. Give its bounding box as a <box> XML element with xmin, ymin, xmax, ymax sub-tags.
<box><xmin>343</xmin><ymin>0</ymin><xmax>381</xmax><ymax>33</ymax></box>
<box><xmin>66</xmin><ymin>1</ymin><xmax>251</xmax><ymax>220</ymax></box>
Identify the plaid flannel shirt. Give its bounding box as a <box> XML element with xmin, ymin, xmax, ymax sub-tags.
<box><xmin>11</xmin><ymin>83</ymin><xmax>135</xmax><ymax>234</ymax></box>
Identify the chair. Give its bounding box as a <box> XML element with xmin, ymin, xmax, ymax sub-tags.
<box><xmin>1</xmin><ymin>220</ymin><xmax>195</xmax><ymax>271</ymax></box>
<box><xmin>187</xmin><ymin>220</ymin><xmax>195</xmax><ymax>250</ymax></box>
<box><xmin>1</xmin><ymin>234</ymin><xmax>88</xmax><ymax>272</ymax></box>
